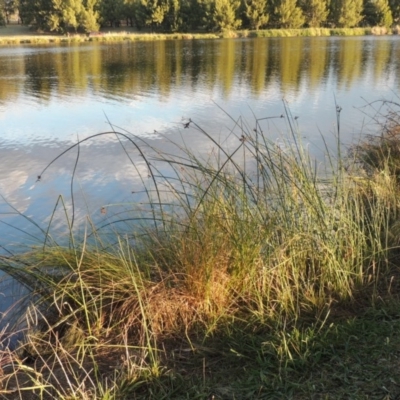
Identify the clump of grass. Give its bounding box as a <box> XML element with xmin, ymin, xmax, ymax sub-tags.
<box><xmin>247</xmin><ymin>27</ymin><xmax>372</xmax><ymax>38</ymax></box>
<box><xmin>330</xmin><ymin>27</ymin><xmax>372</xmax><ymax>36</ymax></box>
<box><xmin>221</xmin><ymin>29</ymin><xmax>239</xmax><ymax>38</ymax></box>
<box><xmin>392</xmin><ymin>25</ymin><xmax>400</xmax><ymax>34</ymax></box>
<box><xmin>371</xmin><ymin>25</ymin><xmax>389</xmax><ymax>35</ymax></box>
<box><xmin>2</xmin><ymin>101</ymin><xmax>400</xmax><ymax>398</ymax></box>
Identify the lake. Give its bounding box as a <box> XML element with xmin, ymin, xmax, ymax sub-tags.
<box><xmin>0</xmin><ymin>35</ymin><xmax>400</xmax><ymax>250</ymax></box>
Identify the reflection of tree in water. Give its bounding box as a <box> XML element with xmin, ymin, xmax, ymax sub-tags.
<box><xmin>245</xmin><ymin>38</ymin><xmax>268</xmax><ymax>95</ymax></box>
<box><xmin>372</xmin><ymin>39</ymin><xmax>392</xmax><ymax>84</ymax></box>
<box><xmin>172</xmin><ymin>40</ymin><xmax>183</xmax><ymax>86</ymax></box>
<box><xmin>24</xmin><ymin>52</ymin><xmax>57</xmax><ymax>101</ymax></box>
<box><xmin>199</xmin><ymin>40</ymin><xmax>218</xmax><ymax>90</ymax></box>
<box><xmin>334</xmin><ymin>39</ymin><xmax>365</xmax><ymax>89</ymax></box>
<box><xmin>155</xmin><ymin>41</ymin><xmax>172</xmax><ymax>97</ymax></box>
<box><xmin>307</xmin><ymin>37</ymin><xmax>330</xmax><ymax>89</ymax></box>
<box><xmin>217</xmin><ymin>39</ymin><xmax>236</xmax><ymax>97</ymax></box>
<box><xmin>0</xmin><ymin>55</ymin><xmax>24</xmax><ymax>102</ymax></box>
<box><xmin>1</xmin><ymin>38</ymin><xmax>400</xmax><ymax>104</ymax></box>
<box><xmin>279</xmin><ymin>37</ymin><xmax>304</xmax><ymax>94</ymax></box>
<box><xmin>102</xmin><ymin>44</ymin><xmax>143</xmax><ymax>90</ymax></box>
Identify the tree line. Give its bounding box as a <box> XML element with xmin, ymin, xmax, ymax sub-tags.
<box><xmin>0</xmin><ymin>0</ymin><xmax>398</xmax><ymax>33</ymax></box>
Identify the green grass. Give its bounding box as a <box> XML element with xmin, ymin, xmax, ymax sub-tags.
<box><xmin>1</xmin><ymin>100</ymin><xmax>400</xmax><ymax>398</ymax></box>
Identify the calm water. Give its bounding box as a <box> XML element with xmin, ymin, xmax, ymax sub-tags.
<box><xmin>0</xmin><ymin>35</ymin><xmax>400</xmax><ymax>250</ymax></box>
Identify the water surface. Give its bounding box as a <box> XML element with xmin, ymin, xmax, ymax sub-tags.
<box><xmin>0</xmin><ymin>36</ymin><xmax>399</xmax><ymax>249</ymax></box>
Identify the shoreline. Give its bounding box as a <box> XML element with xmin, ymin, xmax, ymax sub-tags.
<box><xmin>0</xmin><ymin>25</ymin><xmax>396</xmax><ymax>46</ymax></box>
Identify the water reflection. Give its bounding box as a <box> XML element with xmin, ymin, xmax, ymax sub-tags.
<box><xmin>1</xmin><ymin>37</ymin><xmax>399</xmax><ymax>105</ymax></box>
<box><xmin>372</xmin><ymin>39</ymin><xmax>392</xmax><ymax>83</ymax></box>
<box><xmin>1</xmin><ymin>36</ymin><xmax>400</xmax><ymax>247</ymax></box>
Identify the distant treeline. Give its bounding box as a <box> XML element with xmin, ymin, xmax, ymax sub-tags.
<box><xmin>0</xmin><ymin>0</ymin><xmax>398</xmax><ymax>33</ymax></box>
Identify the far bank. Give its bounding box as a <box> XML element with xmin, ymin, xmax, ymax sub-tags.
<box><xmin>0</xmin><ymin>24</ymin><xmax>398</xmax><ymax>46</ymax></box>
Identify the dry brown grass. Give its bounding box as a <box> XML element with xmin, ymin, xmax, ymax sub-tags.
<box><xmin>371</xmin><ymin>26</ymin><xmax>389</xmax><ymax>35</ymax></box>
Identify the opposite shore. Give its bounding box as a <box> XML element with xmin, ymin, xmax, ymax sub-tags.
<box><xmin>0</xmin><ymin>23</ymin><xmax>399</xmax><ymax>46</ymax></box>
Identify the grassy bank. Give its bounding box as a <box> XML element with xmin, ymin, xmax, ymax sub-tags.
<box><xmin>0</xmin><ymin>25</ymin><xmax>397</xmax><ymax>46</ymax></box>
<box><xmin>1</xmin><ymin>101</ymin><xmax>400</xmax><ymax>399</ymax></box>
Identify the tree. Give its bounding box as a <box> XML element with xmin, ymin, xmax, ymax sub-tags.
<box><xmin>245</xmin><ymin>0</ymin><xmax>269</xmax><ymax>30</ymax></box>
<box><xmin>137</xmin><ymin>0</ymin><xmax>169</xmax><ymax>30</ymax></box>
<box><xmin>123</xmin><ymin>0</ymin><xmax>136</xmax><ymax>26</ymax></box>
<box><xmin>213</xmin><ymin>0</ymin><xmax>241</xmax><ymax>30</ymax></box>
<box><xmin>0</xmin><ymin>0</ymin><xmax>18</xmax><ymax>23</ymax></box>
<box><xmin>363</xmin><ymin>0</ymin><xmax>393</xmax><ymax>27</ymax></box>
<box><xmin>274</xmin><ymin>0</ymin><xmax>305</xmax><ymax>28</ymax></box>
<box><xmin>99</xmin><ymin>0</ymin><xmax>125</xmax><ymax>27</ymax></box>
<box><xmin>122</xmin><ymin>0</ymin><xmax>150</xmax><ymax>29</ymax></box>
<box><xmin>197</xmin><ymin>0</ymin><xmax>241</xmax><ymax>31</ymax></box>
<box><xmin>330</xmin><ymin>0</ymin><xmax>363</xmax><ymax>27</ymax></box>
<box><xmin>300</xmin><ymin>0</ymin><xmax>328</xmax><ymax>27</ymax></box>
<box><xmin>35</xmin><ymin>0</ymin><xmax>55</xmax><ymax>31</ymax></box>
<box><xmin>179</xmin><ymin>0</ymin><xmax>203</xmax><ymax>31</ymax></box>
<box><xmin>389</xmin><ymin>0</ymin><xmax>400</xmax><ymax>23</ymax></box>
<box><xmin>198</xmin><ymin>0</ymin><xmax>215</xmax><ymax>30</ymax></box>
<box><xmin>17</xmin><ymin>0</ymin><xmax>100</xmax><ymax>32</ymax></box>
<box><xmin>18</xmin><ymin>0</ymin><xmax>36</xmax><ymax>25</ymax></box>
<box><xmin>80</xmin><ymin>0</ymin><xmax>100</xmax><ymax>32</ymax></box>
<box><xmin>47</xmin><ymin>0</ymin><xmax>84</xmax><ymax>32</ymax></box>
<box><xmin>17</xmin><ymin>0</ymin><xmax>58</xmax><ymax>31</ymax></box>
<box><xmin>164</xmin><ymin>0</ymin><xmax>182</xmax><ymax>31</ymax></box>
<box><xmin>0</xmin><ymin>5</ymin><xmax>5</xmax><ymax>25</ymax></box>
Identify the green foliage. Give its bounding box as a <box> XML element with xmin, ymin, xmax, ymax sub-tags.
<box><xmin>300</xmin><ymin>0</ymin><xmax>328</xmax><ymax>27</ymax></box>
<box><xmin>98</xmin><ymin>0</ymin><xmax>125</xmax><ymax>27</ymax></box>
<box><xmin>48</xmin><ymin>0</ymin><xmax>83</xmax><ymax>32</ymax></box>
<box><xmin>178</xmin><ymin>0</ymin><xmax>204</xmax><ymax>31</ymax></box>
<box><xmin>126</xmin><ymin>0</ymin><xmax>146</xmax><ymax>29</ymax></box>
<box><xmin>197</xmin><ymin>0</ymin><xmax>242</xmax><ymax>31</ymax></box>
<box><xmin>81</xmin><ymin>0</ymin><xmax>100</xmax><ymax>32</ymax></box>
<box><xmin>17</xmin><ymin>0</ymin><xmax>99</xmax><ymax>32</ymax></box>
<box><xmin>164</xmin><ymin>0</ymin><xmax>181</xmax><ymax>32</ymax></box>
<box><xmin>213</xmin><ymin>0</ymin><xmax>242</xmax><ymax>30</ymax></box>
<box><xmin>12</xmin><ymin>0</ymin><xmax>390</xmax><ymax>32</ymax></box>
<box><xmin>17</xmin><ymin>0</ymin><xmax>35</xmax><ymax>25</ymax></box>
<box><xmin>196</xmin><ymin>0</ymin><xmax>241</xmax><ymax>31</ymax></box>
<box><xmin>274</xmin><ymin>0</ymin><xmax>305</xmax><ymax>28</ymax></box>
<box><xmin>245</xmin><ymin>0</ymin><xmax>270</xmax><ymax>30</ymax></box>
<box><xmin>389</xmin><ymin>0</ymin><xmax>400</xmax><ymax>23</ymax></box>
<box><xmin>0</xmin><ymin>0</ymin><xmax>18</xmax><ymax>23</ymax></box>
<box><xmin>364</xmin><ymin>0</ymin><xmax>393</xmax><ymax>27</ymax></box>
<box><xmin>0</xmin><ymin>0</ymin><xmax>5</xmax><ymax>25</ymax></box>
<box><xmin>137</xmin><ymin>0</ymin><xmax>169</xmax><ymax>30</ymax></box>
<box><xmin>330</xmin><ymin>0</ymin><xmax>364</xmax><ymax>27</ymax></box>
